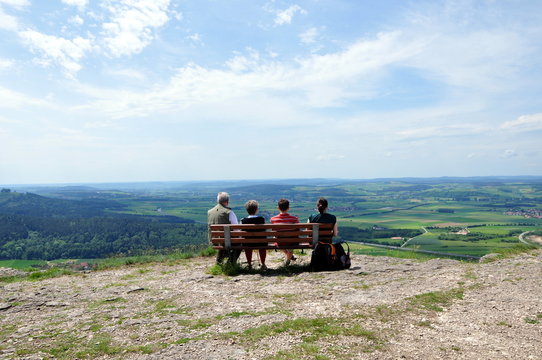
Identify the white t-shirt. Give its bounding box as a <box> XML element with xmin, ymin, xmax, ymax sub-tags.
<box><xmin>229</xmin><ymin>211</ymin><xmax>238</xmax><ymax>224</ymax></box>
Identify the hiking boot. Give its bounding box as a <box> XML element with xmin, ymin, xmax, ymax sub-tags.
<box><xmin>260</xmin><ymin>264</ymin><xmax>267</xmax><ymax>271</ymax></box>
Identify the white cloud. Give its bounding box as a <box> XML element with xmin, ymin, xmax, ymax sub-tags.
<box><xmin>397</xmin><ymin>123</ymin><xmax>487</xmax><ymax>140</ymax></box>
<box><xmin>106</xmin><ymin>67</ymin><xmax>146</xmax><ymax>81</ymax></box>
<box><xmin>61</xmin><ymin>0</ymin><xmax>87</xmax><ymax>10</ymax></box>
<box><xmin>186</xmin><ymin>33</ymin><xmax>201</xmax><ymax>43</ymax></box>
<box><xmin>501</xmin><ymin>149</ymin><xmax>517</xmax><ymax>158</ymax></box>
<box><xmin>76</xmin><ymin>31</ymin><xmax>426</xmax><ymax>118</ymax></box>
<box><xmin>19</xmin><ymin>29</ymin><xmax>93</xmax><ymax>74</ymax></box>
<box><xmin>399</xmin><ymin>2</ymin><xmax>538</xmax><ymax>93</ymax></box>
<box><xmin>0</xmin><ymin>0</ymin><xmax>29</xmax><ymax>31</ymax></box>
<box><xmin>299</xmin><ymin>27</ymin><xmax>318</xmax><ymax>44</ymax></box>
<box><xmin>274</xmin><ymin>4</ymin><xmax>306</xmax><ymax>26</ymax></box>
<box><xmin>316</xmin><ymin>154</ymin><xmax>345</xmax><ymax>161</ymax></box>
<box><xmin>0</xmin><ymin>58</ymin><xmax>13</xmax><ymax>70</ymax></box>
<box><xmin>500</xmin><ymin>113</ymin><xmax>542</xmax><ymax>132</ymax></box>
<box><xmin>0</xmin><ymin>0</ymin><xmax>29</xmax><ymax>9</ymax></box>
<box><xmin>0</xmin><ymin>6</ymin><xmax>20</xmax><ymax>30</ymax></box>
<box><xmin>0</xmin><ymin>86</ymin><xmax>51</xmax><ymax>108</ymax></box>
<box><xmin>102</xmin><ymin>0</ymin><xmax>171</xmax><ymax>57</ymax></box>
<box><xmin>69</xmin><ymin>15</ymin><xmax>84</xmax><ymax>26</ymax></box>
<box><xmin>13</xmin><ymin>1</ymin><xmax>171</xmax><ymax>75</ymax></box>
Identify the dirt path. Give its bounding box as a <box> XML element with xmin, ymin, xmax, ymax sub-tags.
<box><xmin>1</xmin><ymin>250</ymin><xmax>541</xmax><ymax>359</ymax></box>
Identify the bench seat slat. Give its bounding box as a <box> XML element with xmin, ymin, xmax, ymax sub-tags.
<box><xmin>211</xmin><ymin>230</ymin><xmax>315</xmax><ymax>237</ymax></box>
<box><xmin>213</xmin><ymin>244</ymin><xmax>314</xmax><ymax>250</ymax></box>
<box><xmin>213</xmin><ymin>238</ymin><xmax>312</xmax><ymax>244</ymax></box>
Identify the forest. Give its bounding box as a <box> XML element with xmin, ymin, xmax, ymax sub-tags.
<box><xmin>0</xmin><ymin>191</ymin><xmax>205</xmax><ymax>260</ymax></box>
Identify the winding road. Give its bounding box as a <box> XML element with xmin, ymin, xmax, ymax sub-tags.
<box><xmin>518</xmin><ymin>231</ymin><xmax>533</xmax><ymax>245</ymax></box>
<box><xmin>401</xmin><ymin>226</ymin><xmax>427</xmax><ymax>248</ymax></box>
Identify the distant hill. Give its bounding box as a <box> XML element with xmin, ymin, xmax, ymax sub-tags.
<box><xmin>0</xmin><ymin>191</ymin><xmax>124</xmax><ymax>217</ymax></box>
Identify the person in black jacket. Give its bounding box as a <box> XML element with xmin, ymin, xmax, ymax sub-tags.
<box><xmin>240</xmin><ymin>200</ymin><xmax>267</xmax><ymax>270</ymax></box>
<box><xmin>308</xmin><ymin>197</ymin><xmax>338</xmax><ymax>242</ymax></box>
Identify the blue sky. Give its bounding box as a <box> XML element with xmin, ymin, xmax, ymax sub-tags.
<box><xmin>0</xmin><ymin>0</ymin><xmax>541</xmax><ymax>184</ymax></box>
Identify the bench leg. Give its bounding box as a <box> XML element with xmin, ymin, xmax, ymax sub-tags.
<box><xmin>216</xmin><ymin>249</ymin><xmax>241</xmax><ymax>265</ymax></box>
<box><xmin>216</xmin><ymin>249</ymin><xmax>228</xmax><ymax>264</ymax></box>
<box><xmin>227</xmin><ymin>249</ymin><xmax>241</xmax><ymax>264</ymax></box>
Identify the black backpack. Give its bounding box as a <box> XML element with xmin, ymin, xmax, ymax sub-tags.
<box><xmin>310</xmin><ymin>241</ymin><xmax>351</xmax><ymax>271</ymax></box>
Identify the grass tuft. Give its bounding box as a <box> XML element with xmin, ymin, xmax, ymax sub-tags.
<box><xmin>408</xmin><ymin>288</ymin><xmax>464</xmax><ymax>312</ymax></box>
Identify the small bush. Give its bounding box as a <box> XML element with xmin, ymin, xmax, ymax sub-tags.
<box><xmin>28</xmin><ymin>268</ymin><xmax>74</xmax><ymax>281</ymax></box>
<box><xmin>199</xmin><ymin>246</ymin><xmax>217</xmax><ymax>257</ymax></box>
<box><xmin>208</xmin><ymin>262</ymin><xmax>241</xmax><ymax>276</ymax></box>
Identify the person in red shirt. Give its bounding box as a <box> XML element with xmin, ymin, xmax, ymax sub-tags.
<box><xmin>270</xmin><ymin>198</ymin><xmax>299</xmax><ymax>266</ymax></box>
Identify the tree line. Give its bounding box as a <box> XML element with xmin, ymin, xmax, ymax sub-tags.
<box><xmin>0</xmin><ymin>214</ymin><xmax>207</xmax><ymax>260</ymax></box>
<box><xmin>339</xmin><ymin>226</ymin><xmax>423</xmax><ymax>245</ymax></box>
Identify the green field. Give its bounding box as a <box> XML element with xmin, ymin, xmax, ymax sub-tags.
<box><xmin>2</xmin><ymin>177</ymin><xmax>541</xmax><ymax>261</ymax></box>
<box><xmin>0</xmin><ymin>259</ymin><xmax>47</xmax><ymax>270</ymax></box>
<box><xmin>88</xmin><ymin>180</ymin><xmax>542</xmax><ymax>257</ymax></box>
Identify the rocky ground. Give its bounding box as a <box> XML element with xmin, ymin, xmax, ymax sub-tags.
<box><xmin>0</xmin><ymin>249</ymin><xmax>541</xmax><ymax>359</ymax></box>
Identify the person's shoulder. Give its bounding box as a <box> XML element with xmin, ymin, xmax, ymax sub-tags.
<box><xmin>242</xmin><ymin>216</ymin><xmax>265</xmax><ymax>224</ymax></box>
<box><xmin>283</xmin><ymin>214</ymin><xmax>299</xmax><ymax>223</ymax></box>
<box><xmin>207</xmin><ymin>204</ymin><xmax>218</xmax><ymax>213</ymax></box>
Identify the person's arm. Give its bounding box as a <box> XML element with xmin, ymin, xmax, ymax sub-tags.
<box><xmin>333</xmin><ymin>222</ymin><xmax>339</xmax><ymax>237</ymax></box>
<box><xmin>229</xmin><ymin>211</ymin><xmax>238</xmax><ymax>224</ymax></box>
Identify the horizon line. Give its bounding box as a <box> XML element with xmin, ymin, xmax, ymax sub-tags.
<box><xmin>3</xmin><ymin>174</ymin><xmax>542</xmax><ymax>187</ymax></box>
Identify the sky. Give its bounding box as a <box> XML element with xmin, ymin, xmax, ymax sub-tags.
<box><xmin>0</xmin><ymin>0</ymin><xmax>541</xmax><ymax>185</ymax></box>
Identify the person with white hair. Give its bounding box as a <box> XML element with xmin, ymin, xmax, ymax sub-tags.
<box><xmin>207</xmin><ymin>192</ymin><xmax>239</xmax><ymax>264</ymax></box>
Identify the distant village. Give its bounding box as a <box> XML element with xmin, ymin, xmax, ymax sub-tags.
<box><xmin>504</xmin><ymin>208</ymin><xmax>542</xmax><ymax>219</ymax></box>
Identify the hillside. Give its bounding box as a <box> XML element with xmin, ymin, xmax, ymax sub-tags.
<box><xmin>1</xmin><ymin>250</ymin><xmax>541</xmax><ymax>359</ymax></box>
<box><xmin>0</xmin><ymin>192</ymin><xmax>204</xmax><ymax>260</ymax></box>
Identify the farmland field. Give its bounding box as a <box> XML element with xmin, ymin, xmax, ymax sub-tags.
<box><xmin>2</xmin><ymin>177</ymin><xmax>542</xmax><ymax>260</ymax></box>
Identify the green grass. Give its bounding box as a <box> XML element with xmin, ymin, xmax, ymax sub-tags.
<box><xmin>480</xmin><ymin>244</ymin><xmax>539</xmax><ymax>262</ymax></box>
<box><xmin>1</xmin><ymin>248</ymin><xmax>217</xmax><ymax>284</ymax></box>
<box><xmin>0</xmin><ymin>267</ymin><xmax>76</xmax><ymax>284</ymax></box>
<box><xmin>0</xmin><ymin>248</ymin><xmax>218</xmax><ymax>284</ymax></box>
<box><xmin>407</xmin><ymin>288</ymin><xmax>464</xmax><ymax>312</ymax></box>
<box><xmin>0</xmin><ymin>259</ymin><xmax>47</xmax><ymax>270</ymax></box>
<box><xmin>349</xmin><ymin>243</ymin><xmax>441</xmax><ymax>261</ymax></box>
<box><xmin>95</xmin><ymin>247</ymin><xmax>215</xmax><ymax>270</ymax></box>
<box><xmin>208</xmin><ymin>261</ymin><xmax>312</xmax><ymax>276</ymax></box>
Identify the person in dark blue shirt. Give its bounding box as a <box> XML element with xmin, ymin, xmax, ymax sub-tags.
<box><xmin>240</xmin><ymin>200</ymin><xmax>267</xmax><ymax>270</ymax></box>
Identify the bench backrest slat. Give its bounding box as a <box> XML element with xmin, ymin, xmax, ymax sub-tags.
<box><xmin>210</xmin><ymin>230</ymin><xmax>330</xmax><ymax>237</ymax></box>
<box><xmin>210</xmin><ymin>223</ymin><xmax>333</xmax><ymax>250</ymax></box>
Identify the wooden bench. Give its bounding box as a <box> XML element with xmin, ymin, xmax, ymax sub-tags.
<box><xmin>210</xmin><ymin>223</ymin><xmax>333</xmax><ymax>251</ymax></box>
